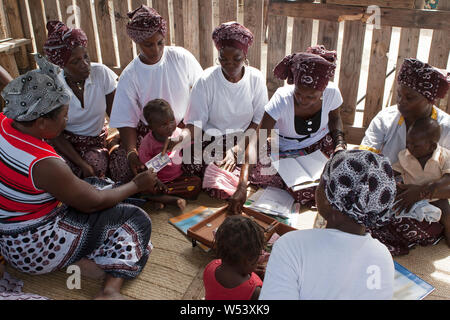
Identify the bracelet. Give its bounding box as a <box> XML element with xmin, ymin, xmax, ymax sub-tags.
<box><xmin>126</xmin><ymin>149</ymin><xmax>138</xmax><ymax>160</ymax></box>
<box><xmin>420</xmin><ymin>184</ymin><xmax>434</xmax><ymax>200</ymax></box>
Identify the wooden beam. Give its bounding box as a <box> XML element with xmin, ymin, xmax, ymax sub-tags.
<box><xmin>94</xmin><ymin>0</ymin><xmax>117</xmax><ymax>67</ymax></box>
<box><xmin>344</xmin><ymin>125</ymin><xmax>366</xmax><ymax>145</ymax></box>
<box><xmin>363</xmin><ymin>26</ymin><xmax>392</xmax><ymax>128</ymax></box>
<box><xmin>269</xmin><ymin>2</ymin><xmax>450</xmax><ymax>30</ymax></box>
<box><xmin>338</xmin><ymin>20</ymin><xmax>366</xmax><ymax>126</ymax></box>
<box><xmin>198</xmin><ymin>0</ymin><xmax>214</xmax><ymax>69</ymax></box>
<box><xmin>390</xmin><ymin>27</ymin><xmax>420</xmax><ymax>106</ymax></box>
<box><xmin>326</xmin><ymin>0</ymin><xmax>415</xmax><ymax>9</ymax></box>
<box><xmin>28</xmin><ymin>0</ymin><xmax>47</xmax><ymax>54</ymax></box>
<box><xmin>113</xmin><ymin>0</ymin><xmax>133</xmax><ymax>69</ymax></box>
<box><xmin>0</xmin><ymin>0</ymin><xmax>10</xmax><ymax>39</ymax></box>
<box><xmin>131</xmin><ymin>0</ymin><xmax>147</xmax><ymax>10</ymax></box>
<box><xmin>266</xmin><ymin>13</ymin><xmax>287</xmax><ymax>98</ymax></box>
<box><xmin>219</xmin><ymin>0</ymin><xmax>237</xmax><ymax>23</ymax></box>
<box><xmin>244</xmin><ymin>0</ymin><xmax>263</xmax><ymax>69</ymax></box>
<box><xmin>0</xmin><ymin>38</ymin><xmax>31</xmax><ymax>53</ymax></box>
<box><xmin>76</xmin><ymin>0</ymin><xmax>99</xmax><ymax>62</ymax></box>
<box><xmin>42</xmin><ymin>0</ymin><xmax>60</xmax><ymax>22</ymax></box>
<box><xmin>152</xmin><ymin>0</ymin><xmax>171</xmax><ymax>45</ymax></box>
<box><xmin>3</xmin><ymin>0</ymin><xmax>29</xmax><ymax>71</ymax></box>
<box><xmin>291</xmin><ymin>18</ymin><xmax>313</xmax><ymax>53</ymax></box>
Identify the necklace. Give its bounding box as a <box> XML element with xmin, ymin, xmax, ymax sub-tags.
<box><xmin>66</xmin><ymin>76</ymin><xmax>84</xmax><ymax>91</ymax></box>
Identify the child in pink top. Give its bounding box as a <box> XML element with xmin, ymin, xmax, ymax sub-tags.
<box><xmin>203</xmin><ymin>215</ymin><xmax>265</xmax><ymax>300</ymax></box>
<box><xmin>138</xmin><ymin>99</ymin><xmax>201</xmax><ymax>210</ymax></box>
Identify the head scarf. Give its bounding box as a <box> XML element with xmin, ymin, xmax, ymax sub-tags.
<box><xmin>126</xmin><ymin>5</ymin><xmax>167</xmax><ymax>43</ymax></box>
<box><xmin>212</xmin><ymin>22</ymin><xmax>254</xmax><ymax>55</ymax></box>
<box><xmin>398</xmin><ymin>58</ymin><xmax>450</xmax><ymax>103</ymax></box>
<box><xmin>273</xmin><ymin>45</ymin><xmax>337</xmax><ymax>92</ymax></box>
<box><xmin>321</xmin><ymin>150</ymin><xmax>396</xmax><ymax>229</ymax></box>
<box><xmin>43</xmin><ymin>20</ymin><xmax>88</xmax><ymax>68</ymax></box>
<box><xmin>1</xmin><ymin>54</ymin><xmax>71</xmax><ymax>122</ymax></box>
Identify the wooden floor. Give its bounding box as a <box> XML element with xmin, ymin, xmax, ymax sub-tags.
<box><xmin>4</xmin><ymin>191</ymin><xmax>450</xmax><ymax>300</ymax></box>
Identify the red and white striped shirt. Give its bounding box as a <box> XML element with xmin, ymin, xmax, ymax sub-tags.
<box><xmin>0</xmin><ymin>113</ymin><xmax>62</xmax><ymax>222</ymax></box>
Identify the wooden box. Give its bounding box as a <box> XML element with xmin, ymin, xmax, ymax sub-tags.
<box><xmin>187</xmin><ymin>206</ymin><xmax>297</xmax><ymax>248</ymax></box>
<box><xmin>325</xmin><ymin>0</ymin><xmax>416</xmax><ymax>9</ymax></box>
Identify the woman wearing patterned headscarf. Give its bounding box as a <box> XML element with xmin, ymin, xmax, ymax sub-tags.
<box><xmin>243</xmin><ymin>45</ymin><xmax>345</xmax><ymax>209</ymax></box>
<box><xmin>0</xmin><ymin>54</ymin><xmax>158</xmax><ymax>299</ymax></box>
<box><xmin>109</xmin><ymin>5</ymin><xmax>203</xmax><ymax>185</ymax></box>
<box><xmin>361</xmin><ymin>58</ymin><xmax>450</xmax><ymax>255</ymax></box>
<box><xmin>43</xmin><ymin>20</ymin><xmax>119</xmax><ymax>180</ymax></box>
<box><xmin>177</xmin><ymin>21</ymin><xmax>268</xmax><ymax>209</ymax></box>
<box><xmin>260</xmin><ymin>150</ymin><xmax>395</xmax><ymax>300</ymax></box>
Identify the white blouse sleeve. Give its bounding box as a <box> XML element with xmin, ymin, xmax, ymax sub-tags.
<box><xmin>360</xmin><ymin>110</ymin><xmax>386</xmax><ymax>154</ymax></box>
<box><xmin>264</xmin><ymin>89</ymin><xmax>284</xmax><ymax>122</ymax></box>
<box><xmin>184</xmin><ymin>78</ymin><xmax>209</xmax><ymax>129</ymax></box>
<box><xmin>102</xmin><ymin>65</ymin><xmax>118</xmax><ymax>95</ymax></box>
<box><xmin>251</xmin><ymin>72</ymin><xmax>269</xmax><ymax>125</ymax></box>
<box><xmin>109</xmin><ymin>71</ymin><xmax>141</xmax><ymax>129</ymax></box>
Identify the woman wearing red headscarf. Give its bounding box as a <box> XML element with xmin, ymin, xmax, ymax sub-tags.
<box><xmin>238</xmin><ymin>46</ymin><xmax>346</xmax><ymax>210</ymax></box>
<box><xmin>109</xmin><ymin>5</ymin><xmax>203</xmax><ymax>184</ymax></box>
<box><xmin>361</xmin><ymin>58</ymin><xmax>450</xmax><ymax>255</ymax></box>
<box><xmin>178</xmin><ymin>22</ymin><xmax>268</xmax><ymax>206</ymax></box>
<box><xmin>44</xmin><ymin>21</ymin><xmax>118</xmax><ymax>179</ymax></box>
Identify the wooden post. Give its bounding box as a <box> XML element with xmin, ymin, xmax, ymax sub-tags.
<box><xmin>338</xmin><ymin>20</ymin><xmax>366</xmax><ymax>126</ymax></box>
<box><xmin>291</xmin><ymin>18</ymin><xmax>313</xmax><ymax>53</ymax></box>
<box><xmin>152</xmin><ymin>0</ymin><xmax>171</xmax><ymax>45</ymax></box>
<box><xmin>317</xmin><ymin>21</ymin><xmax>339</xmax><ymax>51</ymax></box>
<box><xmin>218</xmin><ymin>0</ymin><xmax>237</xmax><ymax>23</ymax></box>
<box><xmin>76</xmin><ymin>0</ymin><xmax>99</xmax><ymax>62</ymax></box>
<box><xmin>0</xmin><ymin>0</ymin><xmax>10</xmax><ymax>39</ymax></box>
<box><xmin>198</xmin><ymin>0</ymin><xmax>213</xmax><ymax>69</ymax></box>
<box><xmin>27</xmin><ymin>0</ymin><xmax>47</xmax><ymax>54</ymax></box>
<box><xmin>113</xmin><ymin>0</ymin><xmax>133</xmax><ymax>69</ymax></box>
<box><xmin>42</xmin><ymin>0</ymin><xmax>60</xmax><ymax>21</ymax></box>
<box><xmin>172</xmin><ymin>0</ymin><xmax>184</xmax><ymax>47</ymax></box>
<box><xmin>390</xmin><ymin>28</ymin><xmax>420</xmax><ymax>106</ymax></box>
<box><xmin>59</xmin><ymin>0</ymin><xmax>75</xmax><ymax>26</ymax></box>
<box><xmin>182</xmin><ymin>0</ymin><xmax>200</xmax><ymax>61</ymax></box>
<box><xmin>131</xmin><ymin>0</ymin><xmax>147</xmax><ymax>10</ymax></box>
<box><xmin>94</xmin><ymin>0</ymin><xmax>117</xmax><ymax>67</ymax></box>
<box><xmin>4</xmin><ymin>0</ymin><xmax>29</xmax><ymax>72</ymax></box>
<box><xmin>266</xmin><ymin>13</ymin><xmax>287</xmax><ymax>98</ymax></box>
<box><xmin>244</xmin><ymin>0</ymin><xmax>263</xmax><ymax>69</ymax></box>
<box><xmin>17</xmin><ymin>0</ymin><xmax>34</xmax><ymax>69</ymax></box>
<box><xmin>363</xmin><ymin>26</ymin><xmax>392</xmax><ymax>128</ymax></box>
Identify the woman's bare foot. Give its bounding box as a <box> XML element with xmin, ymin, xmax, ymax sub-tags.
<box><xmin>148</xmin><ymin>201</ymin><xmax>165</xmax><ymax>210</ymax></box>
<box><xmin>94</xmin><ymin>275</ymin><xmax>127</xmax><ymax>300</ymax></box>
<box><xmin>94</xmin><ymin>289</ymin><xmax>128</xmax><ymax>300</ymax></box>
<box><xmin>177</xmin><ymin>198</ymin><xmax>187</xmax><ymax>211</ymax></box>
<box><xmin>74</xmin><ymin>258</ymin><xmax>105</xmax><ymax>280</ymax></box>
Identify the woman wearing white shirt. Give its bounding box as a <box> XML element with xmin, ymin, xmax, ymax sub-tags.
<box><xmin>44</xmin><ymin>21</ymin><xmax>117</xmax><ymax>178</ymax></box>
<box><xmin>179</xmin><ymin>22</ymin><xmax>268</xmax><ymax>208</ymax></box>
<box><xmin>260</xmin><ymin>150</ymin><xmax>395</xmax><ymax>300</ymax></box>
<box><xmin>109</xmin><ymin>5</ymin><xmax>203</xmax><ymax>183</ymax></box>
<box><xmin>246</xmin><ymin>46</ymin><xmax>346</xmax><ymax>208</ymax></box>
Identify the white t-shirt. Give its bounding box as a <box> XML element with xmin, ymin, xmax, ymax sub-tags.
<box><xmin>259</xmin><ymin>229</ymin><xmax>394</xmax><ymax>300</ymax></box>
<box><xmin>184</xmin><ymin>65</ymin><xmax>268</xmax><ymax>135</ymax></box>
<box><xmin>61</xmin><ymin>63</ymin><xmax>117</xmax><ymax>136</ymax></box>
<box><xmin>265</xmin><ymin>82</ymin><xmax>343</xmax><ymax>151</ymax></box>
<box><xmin>109</xmin><ymin>46</ymin><xmax>203</xmax><ymax>128</ymax></box>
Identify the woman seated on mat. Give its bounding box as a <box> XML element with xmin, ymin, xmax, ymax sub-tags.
<box><xmin>44</xmin><ymin>21</ymin><xmax>119</xmax><ymax>179</ymax></box>
<box><xmin>259</xmin><ymin>150</ymin><xmax>395</xmax><ymax>300</ymax></box>
<box><xmin>109</xmin><ymin>5</ymin><xmax>203</xmax><ymax>184</ymax></box>
<box><xmin>177</xmin><ymin>22</ymin><xmax>268</xmax><ymax>209</ymax></box>
<box><xmin>234</xmin><ymin>46</ymin><xmax>346</xmax><ymax>210</ymax></box>
<box><xmin>0</xmin><ymin>55</ymin><xmax>157</xmax><ymax>300</ymax></box>
<box><xmin>361</xmin><ymin>58</ymin><xmax>450</xmax><ymax>255</ymax></box>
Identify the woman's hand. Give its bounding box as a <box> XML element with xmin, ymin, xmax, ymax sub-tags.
<box><xmin>393</xmin><ymin>183</ymin><xmax>422</xmax><ymax>214</ymax></box>
<box><xmin>132</xmin><ymin>169</ymin><xmax>158</xmax><ymax>194</ymax></box>
<box><xmin>334</xmin><ymin>142</ymin><xmax>347</xmax><ymax>153</ymax></box>
<box><xmin>155</xmin><ymin>179</ymin><xmax>168</xmax><ymax>194</ymax></box>
<box><xmin>228</xmin><ymin>184</ymin><xmax>247</xmax><ymax>215</ymax></box>
<box><xmin>217</xmin><ymin>149</ymin><xmax>237</xmax><ymax>172</ymax></box>
<box><xmin>127</xmin><ymin>151</ymin><xmax>146</xmax><ymax>176</ymax></box>
<box><xmin>80</xmin><ymin>161</ymin><xmax>96</xmax><ymax>178</ymax></box>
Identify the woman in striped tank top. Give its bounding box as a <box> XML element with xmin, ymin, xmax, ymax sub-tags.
<box><xmin>0</xmin><ymin>55</ymin><xmax>158</xmax><ymax>300</ymax></box>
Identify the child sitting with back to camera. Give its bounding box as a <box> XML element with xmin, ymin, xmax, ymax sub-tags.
<box><xmin>138</xmin><ymin>99</ymin><xmax>201</xmax><ymax>211</ymax></box>
<box><xmin>203</xmin><ymin>215</ymin><xmax>266</xmax><ymax>300</ymax></box>
<box><xmin>392</xmin><ymin>117</ymin><xmax>450</xmax><ymax>246</ymax></box>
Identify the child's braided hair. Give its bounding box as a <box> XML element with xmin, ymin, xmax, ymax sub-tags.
<box><xmin>214</xmin><ymin>215</ymin><xmax>265</xmax><ymax>266</ymax></box>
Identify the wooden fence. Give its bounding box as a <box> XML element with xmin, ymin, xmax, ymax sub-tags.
<box><xmin>0</xmin><ymin>0</ymin><xmax>449</xmax><ymax>144</ymax></box>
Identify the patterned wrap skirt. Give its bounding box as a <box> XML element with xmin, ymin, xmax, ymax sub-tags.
<box><xmin>0</xmin><ymin>178</ymin><xmax>152</xmax><ymax>279</ymax></box>
<box><xmin>49</xmin><ymin>127</ymin><xmax>110</xmax><ymax>178</ymax></box>
<box><xmin>109</xmin><ymin>122</ymin><xmax>150</xmax><ymax>184</ymax></box>
<box><xmin>249</xmin><ymin>134</ymin><xmax>335</xmax><ymax>207</ymax></box>
<box><xmin>182</xmin><ymin>135</ymin><xmax>241</xmax><ymax>200</ymax></box>
<box><xmin>368</xmin><ymin>217</ymin><xmax>444</xmax><ymax>256</ymax></box>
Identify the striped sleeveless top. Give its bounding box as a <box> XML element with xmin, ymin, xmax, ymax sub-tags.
<box><xmin>0</xmin><ymin>113</ymin><xmax>62</xmax><ymax>222</ymax></box>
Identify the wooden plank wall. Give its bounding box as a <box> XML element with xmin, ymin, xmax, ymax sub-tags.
<box><xmin>2</xmin><ymin>0</ymin><xmax>449</xmax><ymax>145</ymax></box>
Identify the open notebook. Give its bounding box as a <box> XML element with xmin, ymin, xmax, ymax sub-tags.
<box><xmin>272</xmin><ymin>149</ymin><xmax>329</xmax><ymax>192</ymax></box>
